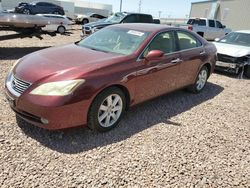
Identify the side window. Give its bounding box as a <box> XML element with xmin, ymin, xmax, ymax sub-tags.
<box><xmin>144</xmin><ymin>32</ymin><xmax>176</xmax><ymax>56</ymax></box>
<box><xmin>122</xmin><ymin>15</ymin><xmax>138</xmax><ymax>23</ymax></box>
<box><xmin>216</xmin><ymin>21</ymin><xmax>223</xmax><ymax>28</ymax></box>
<box><xmin>177</xmin><ymin>31</ymin><xmax>202</xmax><ymax>51</ymax></box>
<box><xmin>197</xmin><ymin>19</ymin><xmax>206</xmax><ymax>26</ymax></box>
<box><xmin>139</xmin><ymin>15</ymin><xmax>152</xmax><ymax>23</ymax></box>
<box><xmin>209</xmin><ymin>20</ymin><xmax>215</xmax><ymax>27</ymax></box>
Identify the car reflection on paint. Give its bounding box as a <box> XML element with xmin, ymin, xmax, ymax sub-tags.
<box><xmin>5</xmin><ymin>23</ymin><xmax>217</xmax><ymax>131</ymax></box>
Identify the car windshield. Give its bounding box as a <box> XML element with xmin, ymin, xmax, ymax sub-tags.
<box><xmin>105</xmin><ymin>12</ymin><xmax>127</xmax><ymax>23</ymax></box>
<box><xmin>218</xmin><ymin>32</ymin><xmax>250</xmax><ymax>47</ymax></box>
<box><xmin>77</xmin><ymin>27</ymin><xmax>150</xmax><ymax>55</ymax></box>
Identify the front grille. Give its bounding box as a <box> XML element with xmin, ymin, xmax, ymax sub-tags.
<box><xmin>11</xmin><ymin>75</ymin><xmax>31</xmax><ymax>95</ymax></box>
<box><xmin>217</xmin><ymin>54</ymin><xmax>236</xmax><ymax>63</ymax></box>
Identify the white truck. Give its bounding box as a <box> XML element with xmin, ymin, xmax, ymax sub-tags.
<box><xmin>187</xmin><ymin>18</ymin><xmax>231</xmax><ymax>41</ymax></box>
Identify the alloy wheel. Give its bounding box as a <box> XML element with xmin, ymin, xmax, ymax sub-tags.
<box><xmin>196</xmin><ymin>69</ymin><xmax>208</xmax><ymax>90</ymax></box>
<box><xmin>98</xmin><ymin>94</ymin><xmax>123</xmax><ymax>128</ymax></box>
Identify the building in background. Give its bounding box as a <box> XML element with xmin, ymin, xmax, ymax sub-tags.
<box><xmin>190</xmin><ymin>0</ymin><xmax>250</xmax><ymax>30</ymax></box>
<box><xmin>1</xmin><ymin>0</ymin><xmax>112</xmax><ymax>18</ymax></box>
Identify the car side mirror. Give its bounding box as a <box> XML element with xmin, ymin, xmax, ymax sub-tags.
<box><xmin>214</xmin><ymin>38</ymin><xmax>220</xmax><ymax>42</ymax></box>
<box><xmin>222</xmin><ymin>25</ymin><xmax>226</xmax><ymax>28</ymax></box>
<box><xmin>145</xmin><ymin>50</ymin><xmax>164</xmax><ymax>61</ymax></box>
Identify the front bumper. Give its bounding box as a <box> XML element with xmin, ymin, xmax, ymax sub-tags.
<box><xmin>215</xmin><ymin>61</ymin><xmax>242</xmax><ymax>74</ymax></box>
<box><xmin>5</xmin><ymin>86</ymin><xmax>90</xmax><ymax>130</ymax></box>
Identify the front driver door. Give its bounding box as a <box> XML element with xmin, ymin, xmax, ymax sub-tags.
<box><xmin>135</xmin><ymin>31</ymin><xmax>181</xmax><ymax>103</ymax></box>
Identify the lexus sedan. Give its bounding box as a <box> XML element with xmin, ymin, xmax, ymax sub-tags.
<box><xmin>15</xmin><ymin>2</ymin><xmax>65</xmax><ymax>15</ymax></box>
<box><xmin>213</xmin><ymin>31</ymin><xmax>250</xmax><ymax>78</ymax></box>
<box><xmin>5</xmin><ymin>24</ymin><xmax>217</xmax><ymax>131</ymax></box>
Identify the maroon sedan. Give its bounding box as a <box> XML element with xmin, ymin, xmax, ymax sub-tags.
<box><xmin>5</xmin><ymin>24</ymin><xmax>217</xmax><ymax>131</ymax></box>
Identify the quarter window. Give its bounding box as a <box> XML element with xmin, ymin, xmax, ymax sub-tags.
<box><xmin>177</xmin><ymin>31</ymin><xmax>201</xmax><ymax>50</ymax></box>
<box><xmin>216</xmin><ymin>21</ymin><xmax>223</xmax><ymax>28</ymax></box>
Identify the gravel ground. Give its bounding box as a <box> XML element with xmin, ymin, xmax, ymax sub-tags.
<box><xmin>0</xmin><ymin>26</ymin><xmax>249</xmax><ymax>187</ymax></box>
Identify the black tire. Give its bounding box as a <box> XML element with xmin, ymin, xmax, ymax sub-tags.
<box><xmin>82</xmin><ymin>19</ymin><xmax>89</xmax><ymax>25</ymax></box>
<box><xmin>88</xmin><ymin>87</ymin><xmax>126</xmax><ymax>132</ymax></box>
<box><xmin>244</xmin><ymin>65</ymin><xmax>250</xmax><ymax>78</ymax></box>
<box><xmin>57</xmin><ymin>26</ymin><xmax>66</xmax><ymax>34</ymax></box>
<box><xmin>187</xmin><ymin>66</ymin><xmax>209</xmax><ymax>93</ymax></box>
<box><xmin>22</xmin><ymin>8</ymin><xmax>31</xmax><ymax>15</ymax></box>
<box><xmin>197</xmin><ymin>32</ymin><xmax>204</xmax><ymax>37</ymax></box>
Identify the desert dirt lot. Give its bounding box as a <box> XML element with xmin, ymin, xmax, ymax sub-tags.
<box><xmin>0</xmin><ymin>26</ymin><xmax>249</xmax><ymax>187</ymax></box>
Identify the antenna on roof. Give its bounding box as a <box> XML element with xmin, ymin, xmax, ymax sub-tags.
<box><xmin>139</xmin><ymin>0</ymin><xmax>142</xmax><ymax>13</ymax></box>
<box><xmin>120</xmin><ymin>0</ymin><xmax>123</xmax><ymax>12</ymax></box>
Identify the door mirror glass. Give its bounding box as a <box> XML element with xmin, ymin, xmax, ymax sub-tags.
<box><xmin>145</xmin><ymin>50</ymin><xmax>164</xmax><ymax>61</ymax></box>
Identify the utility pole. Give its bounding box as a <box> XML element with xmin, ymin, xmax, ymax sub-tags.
<box><xmin>139</xmin><ymin>0</ymin><xmax>142</xmax><ymax>13</ymax></box>
<box><xmin>158</xmin><ymin>11</ymin><xmax>162</xmax><ymax>18</ymax></box>
<box><xmin>120</xmin><ymin>0</ymin><xmax>123</xmax><ymax>12</ymax></box>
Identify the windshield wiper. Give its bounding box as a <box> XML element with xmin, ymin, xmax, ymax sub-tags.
<box><xmin>90</xmin><ymin>47</ymin><xmax>109</xmax><ymax>53</ymax></box>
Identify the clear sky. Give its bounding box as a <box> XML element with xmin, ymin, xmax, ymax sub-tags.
<box><xmin>87</xmin><ymin>0</ymin><xmax>204</xmax><ymax>18</ymax></box>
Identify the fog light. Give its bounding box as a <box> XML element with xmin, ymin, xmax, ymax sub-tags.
<box><xmin>41</xmin><ymin>118</ymin><xmax>49</xmax><ymax>124</ymax></box>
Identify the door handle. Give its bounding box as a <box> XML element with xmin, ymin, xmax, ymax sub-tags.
<box><xmin>171</xmin><ymin>58</ymin><xmax>183</xmax><ymax>64</ymax></box>
<box><xmin>200</xmin><ymin>50</ymin><xmax>206</xmax><ymax>55</ymax></box>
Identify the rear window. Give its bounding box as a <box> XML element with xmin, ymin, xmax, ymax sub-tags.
<box><xmin>187</xmin><ymin>19</ymin><xmax>206</xmax><ymax>26</ymax></box>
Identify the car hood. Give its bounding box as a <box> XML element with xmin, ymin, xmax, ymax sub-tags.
<box><xmin>13</xmin><ymin>44</ymin><xmax>128</xmax><ymax>83</ymax></box>
<box><xmin>213</xmin><ymin>42</ymin><xmax>250</xmax><ymax>57</ymax></box>
<box><xmin>83</xmin><ymin>21</ymin><xmax>114</xmax><ymax>28</ymax></box>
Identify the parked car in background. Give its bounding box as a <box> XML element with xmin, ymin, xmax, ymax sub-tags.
<box><xmin>15</xmin><ymin>2</ymin><xmax>65</xmax><ymax>15</ymax></box>
<box><xmin>76</xmin><ymin>13</ymin><xmax>107</xmax><ymax>25</ymax></box>
<box><xmin>82</xmin><ymin>12</ymin><xmax>155</xmax><ymax>36</ymax></box>
<box><xmin>187</xmin><ymin>18</ymin><xmax>231</xmax><ymax>40</ymax></box>
<box><xmin>5</xmin><ymin>24</ymin><xmax>217</xmax><ymax>131</ymax></box>
<box><xmin>213</xmin><ymin>31</ymin><xmax>250</xmax><ymax>78</ymax></box>
<box><xmin>37</xmin><ymin>14</ymin><xmax>74</xmax><ymax>34</ymax></box>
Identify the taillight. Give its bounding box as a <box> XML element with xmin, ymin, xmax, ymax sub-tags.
<box><xmin>188</xmin><ymin>25</ymin><xmax>193</xmax><ymax>31</ymax></box>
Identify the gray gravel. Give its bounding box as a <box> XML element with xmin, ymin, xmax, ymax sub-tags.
<box><xmin>0</xmin><ymin>26</ymin><xmax>249</xmax><ymax>187</ymax></box>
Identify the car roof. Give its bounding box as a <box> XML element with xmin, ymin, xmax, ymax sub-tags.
<box><xmin>235</xmin><ymin>30</ymin><xmax>250</xmax><ymax>34</ymax></box>
<box><xmin>37</xmin><ymin>14</ymin><xmax>65</xmax><ymax>18</ymax></box>
<box><xmin>118</xmin><ymin>12</ymin><xmax>152</xmax><ymax>16</ymax></box>
<box><xmin>109</xmin><ymin>23</ymin><xmax>175</xmax><ymax>32</ymax></box>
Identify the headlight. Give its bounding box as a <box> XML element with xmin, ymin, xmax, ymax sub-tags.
<box><xmin>30</xmin><ymin>79</ymin><xmax>85</xmax><ymax>96</ymax></box>
<box><xmin>91</xmin><ymin>27</ymin><xmax>99</xmax><ymax>33</ymax></box>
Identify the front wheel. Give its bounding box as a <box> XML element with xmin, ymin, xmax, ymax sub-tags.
<box><xmin>82</xmin><ymin>19</ymin><xmax>89</xmax><ymax>25</ymax></box>
<box><xmin>57</xmin><ymin>26</ymin><xmax>66</xmax><ymax>34</ymax></box>
<box><xmin>187</xmin><ymin>66</ymin><xmax>208</xmax><ymax>93</ymax></box>
<box><xmin>22</xmin><ymin>8</ymin><xmax>31</xmax><ymax>14</ymax></box>
<box><xmin>88</xmin><ymin>87</ymin><xmax>126</xmax><ymax>132</ymax></box>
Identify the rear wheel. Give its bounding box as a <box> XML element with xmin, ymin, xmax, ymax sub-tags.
<box><xmin>88</xmin><ymin>87</ymin><xmax>126</xmax><ymax>132</ymax></box>
<box><xmin>244</xmin><ymin>65</ymin><xmax>250</xmax><ymax>78</ymax></box>
<box><xmin>187</xmin><ymin>66</ymin><xmax>208</xmax><ymax>93</ymax></box>
<box><xmin>197</xmin><ymin>32</ymin><xmax>204</xmax><ymax>37</ymax></box>
<box><xmin>57</xmin><ymin>26</ymin><xmax>66</xmax><ymax>34</ymax></box>
<box><xmin>22</xmin><ymin>8</ymin><xmax>30</xmax><ymax>14</ymax></box>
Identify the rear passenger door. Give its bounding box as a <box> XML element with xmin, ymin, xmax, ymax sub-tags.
<box><xmin>175</xmin><ymin>31</ymin><xmax>207</xmax><ymax>87</ymax></box>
